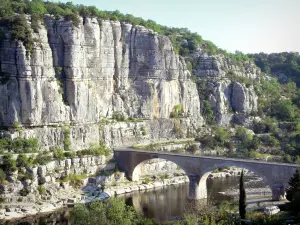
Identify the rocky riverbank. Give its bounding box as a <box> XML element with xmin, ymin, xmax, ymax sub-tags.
<box><xmin>0</xmin><ymin>161</ymin><xmax>255</xmax><ymax>221</ymax></box>
<box><xmin>0</xmin><ymin>173</ymin><xmax>188</xmax><ymax>221</ymax></box>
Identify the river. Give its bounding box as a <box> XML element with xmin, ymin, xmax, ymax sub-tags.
<box><xmin>2</xmin><ymin>175</ymin><xmax>268</xmax><ymax>225</ymax></box>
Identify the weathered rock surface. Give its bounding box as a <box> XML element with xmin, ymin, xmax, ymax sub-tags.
<box><xmin>194</xmin><ymin>53</ymin><xmax>259</xmax><ymax>125</ymax></box>
<box><xmin>0</xmin><ymin>16</ymin><xmax>204</xmax><ymax>148</ymax></box>
<box><xmin>0</xmin><ymin>17</ymin><xmax>201</xmax><ymax>126</ymax></box>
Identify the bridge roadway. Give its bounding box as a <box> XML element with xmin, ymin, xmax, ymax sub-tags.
<box><xmin>114</xmin><ymin>148</ymin><xmax>299</xmax><ymax>200</ymax></box>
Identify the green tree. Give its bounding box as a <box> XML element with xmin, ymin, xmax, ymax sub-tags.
<box><xmin>239</xmin><ymin>169</ymin><xmax>246</xmax><ymax>220</ymax></box>
<box><xmin>70</xmin><ymin>198</ymin><xmax>153</xmax><ymax>225</ymax></box>
<box><xmin>272</xmin><ymin>99</ymin><xmax>296</xmax><ymax>121</ymax></box>
<box><xmin>16</xmin><ymin>154</ymin><xmax>31</xmax><ymax>168</ymax></box>
<box><xmin>215</xmin><ymin>127</ymin><xmax>230</xmax><ymax>146</ymax></box>
<box><xmin>1</xmin><ymin>153</ymin><xmax>17</xmax><ymax>173</ymax></box>
<box><xmin>202</xmin><ymin>100</ymin><xmax>214</xmax><ymax>124</ymax></box>
<box><xmin>286</xmin><ymin>168</ymin><xmax>300</xmax><ymax>202</ymax></box>
<box><xmin>235</xmin><ymin>127</ymin><xmax>253</xmax><ymax>148</ymax></box>
<box><xmin>0</xmin><ymin>168</ymin><xmax>6</xmax><ymax>184</ymax></box>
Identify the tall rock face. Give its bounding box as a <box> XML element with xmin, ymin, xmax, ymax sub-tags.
<box><xmin>0</xmin><ymin>16</ymin><xmax>202</xmax><ymax>149</ymax></box>
<box><xmin>194</xmin><ymin>54</ymin><xmax>259</xmax><ymax>125</ymax></box>
<box><xmin>0</xmin><ymin>17</ymin><xmax>201</xmax><ymax>126</ymax></box>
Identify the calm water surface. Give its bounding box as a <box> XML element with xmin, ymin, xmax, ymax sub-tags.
<box><xmin>3</xmin><ymin>175</ymin><xmax>266</xmax><ymax>225</ymax></box>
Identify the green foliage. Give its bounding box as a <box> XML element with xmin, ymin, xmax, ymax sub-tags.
<box><xmin>61</xmin><ymin>173</ymin><xmax>87</xmax><ymax>188</ymax></box>
<box><xmin>235</xmin><ymin>127</ymin><xmax>253</xmax><ymax>148</ymax></box>
<box><xmin>202</xmin><ymin>100</ymin><xmax>214</xmax><ymax>124</ymax></box>
<box><xmin>64</xmin><ymin>151</ymin><xmax>76</xmax><ymax>158</ymax></box>
<box><xmin>37</xmin><ymin>185</ymin><xmax>47</xmax><ymax>195</ymax></box>
<box><xmin>9</xmin><ymin>14</ymin><xmax>34</xmax><ymax>54</ymax></box>
<box><xmin>51</xmin><ymin>146</ymin><xmax>66</xmax><ymax>160</ymax></box>
<box><xmin>286</xmin><ymin>168</ymin><xmax>300</xmax><ymax>202</ymax></box>
<box><xmin>13</xmin><ymin>120</ymin><xmax>22</xmax><ymax>131</ymax></box>
<box><xmin>34</xmin><ymin>151</ymin><xmax>52</xmax><ymax>165</ymax></box>
<box><xmin>63</xmin><ymin>127</ymin><xmax>71</xmax><ymax>151</ymax></box>
<box><xmin>215</xmin><ymin>127</ymin><xmax>231</xmax><ymax>146</ymax></box>
<box><xmin>249</xmin><ymin>52</ymin><xmax>300</xmax><ymax>86</ymax></box>
<box><xmin>77</xmin><ymin>141</ymin><xmax>111</xmax><ymax>157</ymax></box>
<box><xmin>20</xmin><ymin>187</ymin><xmax>30</xmax><ymax>196</ymax></box>
<box><xmin>0</xmin><ymin>168</ymin><xmax>6</xmax><ymax>184</ymax></box>
<box><xmin>272</xmin><ymin>99</ymin><xmax>296</xmax><ymax>121</ymax></box>
<box><xmin>197</xmin><ymin>135</ymin><xmax>217</xmax><ymax>149</ymax></box>
<box><xmin>186</xmin><ymin>143</ymin><xmax>199</xmax><ymax>155</ymax></box>
<box><xmin>239</xmin><ymin>170</ymin><xmax>246</xmax><ymax>219</ymax></box>
<box><xmin>170</xmin><ymin>104</ymin><xmax>184</xmax><ymax>118</ymax></box>
<box><xmin>112</xmin><ymin>111</ymin><xmax>125</xmax><ymax>121</ymax></box>
<box><xmin>7</xmin><ymin>137</ymin><xmax>39</xmax><ymax>154</ymax></box>
<box><xmin>1</xmin><ymin>153</ymin><xmax>16</xmax><ymax>173</ymax></box>
<box><xmin>16</xmin><ymin>154</ymin><xmax>32</xmax><ymax>168</ymax></box>
<box><xmin>70</xmin><ymin>198</ymin><xmax>153</xmax><ymax>225</ymax></box>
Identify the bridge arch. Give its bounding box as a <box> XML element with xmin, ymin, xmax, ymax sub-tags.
<box><xmin>131</xmin><ymin>157</ymin><xmax>189</xmax><ymax>182</ymax></box>
<box><xmin>114</xmin><ymin>149</ymin><xmax>297</xmax><ymax>200</ymax></box>
<box><xmin>194</xmin><ymin>162</ymin><xmax>274</xmax><ymax>200</ymax></box>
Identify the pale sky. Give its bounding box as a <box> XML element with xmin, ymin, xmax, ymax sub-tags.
<box><xmin>54</xmin><ymin>0</ymin><xmax>300</xmax><ymax>53</ymax></box>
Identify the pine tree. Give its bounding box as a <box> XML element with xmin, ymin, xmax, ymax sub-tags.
<box><xmin>239</xmin><ymin>169</ymin><xmax>246</xmax><ymax>219</ymax></box>
<box><xmin>286</xmin><ymin>168</ymin><xmax>300</xmax><ymax>201</ymax></box>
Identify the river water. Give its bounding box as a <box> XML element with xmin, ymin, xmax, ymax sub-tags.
<box><xmin>3</xmin><ymin>175</ymin><xmax>267</xmax><ymax>225</ymax></box>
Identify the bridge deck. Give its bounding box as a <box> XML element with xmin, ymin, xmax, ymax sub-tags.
<box><xmin>114</xmin><ymin>147</ymin><xmax>299</xmax><ymax>168</ymax></box>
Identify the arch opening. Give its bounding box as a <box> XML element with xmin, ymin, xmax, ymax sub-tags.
<box><xmin>131</xmin><ymin>157</ymin><xmax>188</xmax><ymax>182</ymax></box>
<box><xmin>197</xmin><ymin>163</ymin><xmax>280</xmax><ymax>202</ymax></box>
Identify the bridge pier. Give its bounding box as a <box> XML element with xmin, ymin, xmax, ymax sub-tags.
<box><xmin>188</xmin><ymin>175</ymin><xmax>207</xmax><ymax>199</ymax></box>
<box><xmin>271</xmin><ymin>184</ymin><xmax>285</xmax><ymax>201</ymax></box>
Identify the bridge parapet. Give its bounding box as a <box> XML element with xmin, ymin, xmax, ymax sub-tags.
<box><xmin>114</xmin><ymin>148</ymin><xmax>299</xmax><ymax>200</ymax></box>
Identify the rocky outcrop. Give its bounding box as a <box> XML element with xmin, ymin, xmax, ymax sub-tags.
<box><xmin>194</xmin><ymin>53</ymin><xmax>259</xmax><ymax>125</ymax></box>
<box><xmin>0</xmin><ymin>17</ymin><xmax>201</xmax><ymax>127</ymax></box>
<box><xmin>194</xmin><ymin>54</ymin><xmax>260</xmax><ymax>79</ymax></box>
<box><xmin>0</xmin><ymin>16</ymin><xmax>203</xmax><ymax>148</ymax></box>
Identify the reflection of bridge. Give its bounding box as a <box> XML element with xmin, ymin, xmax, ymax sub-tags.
<box><xmin>114</xmin><ymin>148</ymin><xmax>299</xmax><ymax>200</ymax></box>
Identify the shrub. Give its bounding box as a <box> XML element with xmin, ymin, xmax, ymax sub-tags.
<box><xmin>214</xmin><ymin>127</ymin><xmax>230</xmax><ymax>146</ymax></box>
<box><xmin>0</xmin><ymin>169</ymin><xmax>6</xmax><ymax>184</ymax></box>
<box><xmin>235</xmin><ymin>127</ymin><xmax>253</xmax><ymax>148</ymax></box>
<box><xmin>16</xmin><ymin>154</ymin><xmax>32</xmax><ymax>168</ymax></box>
<box><xmin>170</xmin><ymin>104</ymin><xmax>184</xmax><ymax>118</ymax></box>
<box><xmin>197</xmin><ymin>135</ymin><xmax>217</xmax><ymax>149</ymax></box>
<box><xmin>63</xmin><ymin>128</ymin><xmax>71</xmax><ymax>151</ymax></box>
<box><xmin>186</xmin><ymin>143</ymin><xmax>199</xmax><ymax>155</ymax></box>
<box><xmin>64</xmin><ymin>151</ymin><xmax>76</xmax><ymax>158</ymax></box>
<box><xmin>20</xmin><ymin>187</ymin><xmax>30</xmax><ymax>196</ymax></box>
<box><xmin>51</xmin><ymin>146</ymin><xmax>66</xmax><ymax>160</ymax></box>
<box><xmin>1</xmin><ymin>153</ymin><xmax>17</xmax><ymax>173</ymax></box>
<box><xmin>9</xmin><ymin>137</ymin><xmax>39</xmax><ymax>154</ymax></box>
<box><xmin>34</xmin><ymin>151</ymin><xmax>52</xmax><ymax>165</ymax></box>
<box><xmin>112</xmin><ymin>111</ymin><xmax>125</xmax><ymax>121</ymax></box>
<box><xmin>37</xmin><ymin>185</ymin><xmax>47</xmax><ymax>195</ymax></box>
<box><xmin>62</xmin><ymin>174</ymin><xmax>87</xmax><ymax>188</ymax></box>
<box><xmin>10</xmin><ymin>14</ymin><xmax>34</xmax><ymax>54</ymax></box>
<box><xmin>77</xmin><ymin>142</ymin><xmax>111</xmax><ymax>157</ymax></box>
<box><xmin>202</xmin><ymin>100</ymin><xmax>214</xmax><ymax>124</ymax></box>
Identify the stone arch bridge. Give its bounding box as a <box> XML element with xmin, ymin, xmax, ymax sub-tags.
<box><xmin>114</xmin><ymin>148</ymin><xmax>299</xmax><ymax>200</ymax></box>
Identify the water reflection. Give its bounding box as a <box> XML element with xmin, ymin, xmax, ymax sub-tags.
<box><xmin>123</xmin><ymin>175</ymin><xmax>266</xmax><ymax>223</ymax></box>
<box><xmin>3</xmin><ymin>175</ymin><xmax>266</xmax><ymax>225</ymax></box>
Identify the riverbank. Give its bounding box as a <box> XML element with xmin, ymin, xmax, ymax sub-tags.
<box><xmin>0</xmin><ymin>167</ymin><xmax>265</xmax><ymax>221</ymax></box>
<box><xmin>0</xmin><ymin>173</ymin><xmax>188</xmax><ymax>221</ymax></box>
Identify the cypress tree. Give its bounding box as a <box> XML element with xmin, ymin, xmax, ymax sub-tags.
<box><xmin>286</xmin><ymin>168</ymin><xmax>300</xmax><ymax>201</ymax></box>
<box><xmin>239</xmin><ymin>169</ymin><xmax>246</xmax><ymax>219</ymax></box>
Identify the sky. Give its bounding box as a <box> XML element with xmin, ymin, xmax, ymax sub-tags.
<box><xmin>55</xmin><ymin>0</ymin><xmax>300</xmax><ymax>53</ymax></box>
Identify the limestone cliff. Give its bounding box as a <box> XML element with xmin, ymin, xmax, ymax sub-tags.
<box><xmin>0</xmin><ymin>17</ymin><xmax>201</xmax><ymax>126</ymax></box>
<box><xmin>193</xmin><ymin>53</ymin><xmax>259</xmax><ymax>125</ymax></box>
<box><xmin>0</xmin><ymin>16</ymin><xmax>202</xmax><ymax>149</ymax></box>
